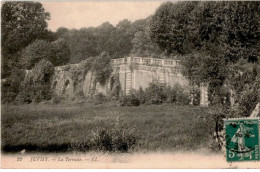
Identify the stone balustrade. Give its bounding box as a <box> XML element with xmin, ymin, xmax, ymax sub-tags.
<box><xmin>111</xmin><ymin>57</ymin><xmax>180</xmax><ymax>67</ymax></box>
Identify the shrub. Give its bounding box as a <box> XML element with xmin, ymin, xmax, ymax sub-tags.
<box><xmin>225</xmin><ymin>61</ymin><xmax>260</xmax><ymax>116</ymax></box>
<box><xmin>122</xmin><ymin>83</ymin><xmax>190</xmax><ymax>106</ymax></box>
<box><xmin>91</xmin><ymin>52</ymin><xmax>112</xmax><ymax>85</ymax></box>
<box><xmin>163</xmin><ymin>86</ymin><xmax>177</xmax><ymax>103</ymax></box>
<box><xmin>16</xmin><ymin>59</ymin><xmax>54</xmax><ymax>103</ymax></box>
<box><xmin>233</xmin><ymin>81</ymin><xmax>260</xmax><ymax>117</ymax></box>
<box><xmin>142</xmin><ymin>83</ymin><xmax>190</xmax><ymax>105</ymax></box>
<box><xmin>192</xmin><ymin>86</ymin><xmax>201</xmax><ymax>106</ymax></box>
<box><xmin>20</xmin><ymin>39</ymin><xmax>71</xmax><ymax>69</ymax></box>
<box><xmin>108</xmin><ymin>74</ymin><xmax>121</xmax><ymax>99</ymax></box>
<box><xmin>93</xmin><ymin>93</ymin><xmax>107</xmax><ymax>105</ymax></box>
<box><xmin>1</xmin><ymin>68</ymin><xmax>25</xmax><ymax>103</ymax></box>
<box><xmin>173</xmin><ymin>84</ymin><xmax>190</xmax><ymax>105</ymax></box>
<box><xmin>120</xmin><ymin>94</ymin><xmax>140</xmax><ymax>106</ymax></box>
<box><xmin>91</xmin><ymin>119</ymin><xmax>137</xmax><ymax>152</ymax></box>
<box><xmin>69</xmin><ymin>140</ymin><xmax>90</xmax><ymax>152</ymax></box>
<box><xmin>135</xmin><ymin>87</ymin><xmax>146</xmax><ymax>104</ymax></box>
<box><xmin>51</xmin><ymin>95</ymin><xmax>61</xmax><ymax>104</ymax></box>
<box><xmin>144</xmin><ymin>83</ymin><xmax>167</xmax><ymax>104</ymax></box>
<box><xmin>20</xmin><ymin>40</ymin><xmax>52</xmax><ymax>69</ymax></box>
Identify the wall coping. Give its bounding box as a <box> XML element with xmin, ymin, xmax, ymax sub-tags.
<box><xmin>111</xmin><ymin>57</ymin><xmax>180</xmax><ymax>67</ymax></box>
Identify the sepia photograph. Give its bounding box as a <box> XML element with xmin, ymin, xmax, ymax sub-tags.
<box><xmin>1</xmin><ymin>0</ymin><xmax>260</xmax><ymax>169</ymax></box>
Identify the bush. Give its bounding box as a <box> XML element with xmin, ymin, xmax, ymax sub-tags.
<box><xmin>173</xmin><ymin>84</ymin><xmax>190</xmax><ymax>105</ymax></box>
<box><xmin>163</xmin><ymin>86</ymin><xmax>177</xmax><ymax>103</ymax></box>
<box><xmin>1</xmin><ymin>68</ymin><xmax>25</xmax><ymax>103</ymax></box>
<box><xmin>51</xmin><ymin>95</ymin><xmax>61</xmax><ymax>104</ymax></box>
<box><xmin>119</xmin><ymin>83</ymin><xmax>190</xmax><ymax>106</ymax></box>
<box><xmin>91</xmin><ymin>52</ymin><xmax>112</xmax><ymax>85</ymax></box>
<box><xmin>192</xmin><ymin>87</ymin><xmax>201</xmax><ymax>106</ymax></box>
<box><xmin>233</xmin><ymin>83</ymin><xmax>260</xmax><ymax>117</ymax></box>
<box><xmin>135</xmin><ymin>87</ymin><xmax>146</xmax><ymax>104</ymax></box>
<box><xmin>91</xmin><ymin>120</ymin><xmax>137</xmax><ymax>152</ymax></box>
<box><xmin>93</xmin><ymin>93</ymin><xmax>107</xmax><ymax>105</ymax></box>
<box><xmin>20</xmin><ymin>39</ymin><xmax>71</xmax><ymax>69</ymax></box>
<box><xmin>143</xmin><ymin>83</ymin><xmax>167</xmax><ymax>104</ymax></box>
<box><xmin>16</xmin><ymin>59</ymin><xmax>54</xmax><ymax>104</ymax></box>
<box><xmin>120</xmin><ymin>94</ymin><xmax>140</xmax><ymax>106</ymax></box>
<box><xmin>138</xmin><ymin>83</ymin><xmax>190</xmax><ymax>105</ymax></box>
<box><xmin>108</xmin><ymin>74</ymin><xmax>121</xmax><ymax>99</ymax></box>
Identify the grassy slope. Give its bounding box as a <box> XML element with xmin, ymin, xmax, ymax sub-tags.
<box><xmin>1</xmin><ymin>103</ymin><xmax>212</xmax><ymax>153</ymax></box>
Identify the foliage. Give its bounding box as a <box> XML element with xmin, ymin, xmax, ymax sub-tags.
<box><xmin>130</xmin><ymin>83</ymin><xmax>190</xmax><ymax>105</ymax></box>
<box><xmin>50</xmin><ymin>38</ymin><xmax>70</xmax><ymax>66</ymax></box>
<box><xmin>91</xmin><ymin>52</ymin><xmax>112</xmax><ymax>85</ymax></box>
<box><xmin>131</xmin><ymin>23</ymin><xmax>162</xmax><ymax>57</ymax></box>
<box><xmin>149</xmin><ymin>1</ymin><xmax>199</xmax><ymax>55</ymax></box>
<box><xmin>91</xmin><ymin>119</ymin><xmax>137</xmax><ymax>152</ymax></box>
<box><xmin>108</xmin><ymin>74</ymin><xmax>121</xmax><ymax>99</ymax></box>
<box><xmin>51</xmin><ymin>95</ymin><xmax>61</xmax><ymax>104</ymax></box>
<box><xmin>190</xmin><ymin>85</ymin><xmax>201</xmax><ymax>106</ymax></box>
<box><xmin>16</xmin><ymin>59</ymin><xmax>54</xmax><ymax>103</ymax></box>
<box><xmin>1</xmin><ymin>68</ymin><xmax>26</xmax><ymax>103</ymax></box>
<box><xmin>135</xmin><ymin>87</ymin><xmax>146</xmax><ymax>104</ymax></box>
<box><xmin>55</xmin><ymin>18</ymin><xmax>153</xmax><ymax>63</ymax></box>
<box><xmin>20</xmin><ymin>38</ymin><xmax>70</xmax><ymax>69</ymax></box>
<box><xmin>1</xmin><ymin>1</ymin><xmax>51</xmax><ymax>78</ymax></box>
<box><xmin>143</xmin><ymin>83</ymin><xmax>167</xmax><ymax>104</ymax></box>
<box><xmin>93</xmin><ymin>93</ymin><xmax>108</xmax><ymax>105</ymax></box>
<box><xmin>150</xmin><ymin>1</ymin><xmax>260</xmax><ymax>106</ymax></box>
<box><xmin>120</xmin><ymin>94</ymin><xmax>140</xmax><ymax>107</ymax></box>
<box><xmin>19</xmin><ymin>40</ymin><xmax>52</xmax><ymax>69</ymax></box>
<box><xmin>236</xmin><ymin>85</ymin><xmax>259</xmax><ymax>117</ymax></box>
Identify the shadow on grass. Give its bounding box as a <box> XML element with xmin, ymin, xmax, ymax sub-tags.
<box><xmin>2</xmin><ymin>143</ymin><xmax>78</xmax><ymax>153</ymax></box>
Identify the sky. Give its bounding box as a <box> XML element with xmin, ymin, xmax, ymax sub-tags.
<box><xmin>41</xmin><ymin>1</ymin><xmax>166</xmax><ymax>31</ymax></box>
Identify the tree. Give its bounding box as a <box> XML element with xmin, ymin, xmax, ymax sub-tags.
<box><xmin>149</xmin><ymin>1</ymin><xmax>199</xmax><ymax>55</ymax></box>
<box><xmin>20</xmin><ymin>40</ymin><xmax>52</xmax><ymax>69</ymax></box>
<box><xmin>1</xmin><ymin>68</ymin><xmax>25</xmax><ymax>103</ymax></box>
<box><xmin>131</xmin><ymin>24</ymin><xmax>162</xmax><ymax>57</ymax></box>
<box><xmin>50</xmin><ymin>38</ymin><xmax>70</xmax><ymax>66</ymax></box>
<box><xmin>95</xmin><ymin>22</ymin><xmax>116</xmax><ymax>55</ymax></box>
<box><xmin>16</xmin><ymin>59</ymin><xmax>54</xmax><ymax>103</ymax></box>
<box><xmin>91</xmin><ymin>52</ymin><xmax>112</xmax><ymax>85</ymax></box>
<box><xmin>150</xmin><ymin>1</ymin><xmax>260</xmax><ymax>106</ymax></box>
<box><xmin>113</xmin><ymin>19</ymin><xmax>135</xmax><ymax>57</ymax></box>
<box><xmin>20</xmin><ymin>38</ymin><xmax>70</xmax><ymax>69</ymax></box>
<box><xmin>58</xmin><ymin>28</ymin><xmax>99</xmax><ymax>63</ymax></box>
<box><xmin>56</xmin><ymin>27</ymin><xmax>69</xmax><ymax>37</ymax></box>
<box><xmin>1</xmin><ymin>1</ymin><xmax>50</xmax><ymax>77</ymax></box>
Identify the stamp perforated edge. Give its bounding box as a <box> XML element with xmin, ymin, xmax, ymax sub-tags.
<box><xmin>223</xmin><ymin>117</ymin><xmax>260</xmax><ymax>163</ymax></box>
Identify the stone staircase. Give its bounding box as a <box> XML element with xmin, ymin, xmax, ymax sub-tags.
<box><xmin>125</xmin><ymin>72</ymin><xmax>132</xmax><ymax>95</ymax></box>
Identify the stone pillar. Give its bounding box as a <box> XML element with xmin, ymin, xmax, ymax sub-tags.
<box><xmin>200</xmin><ymin>82</ymin><xmax>209</xmax><ymax>107</ymax></box>
<box><xmin>229</xmin><ymin>88</ymin><xmax>235</xmax><ymax>107</ymax></box>
<box><xmin>133</xmin><ymin>70</ymin><xmax>136</xmax><ymax>90</ymax></box>
<box><xmin>125</xmin><ymin>71</ymin><xmax>132</xmax><ymax>95</ymax></box>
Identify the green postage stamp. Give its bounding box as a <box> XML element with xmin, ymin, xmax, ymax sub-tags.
<box><xmin>224</xmin><ymin>118</ymin><xmax>260</xmax><ymax>162</ymax></box>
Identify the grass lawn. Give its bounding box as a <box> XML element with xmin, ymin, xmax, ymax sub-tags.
<box><xmin>1</xmin><ymin>102</ymin><xmax>213</xmax><ymax>153</ymax></box>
